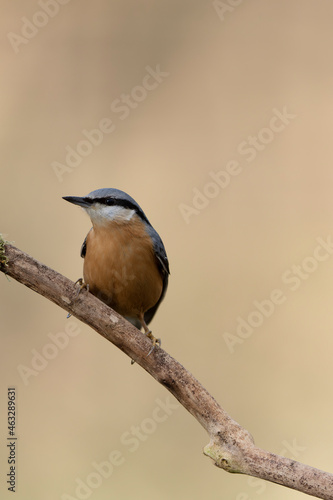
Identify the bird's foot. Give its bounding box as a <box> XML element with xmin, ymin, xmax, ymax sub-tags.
<box><xmin>74</xmin><ymin>278</ymin><xmax>89</xmax><ymax>296</ymax></box>
<box><xmin>131</xmin><ymin>330</ymin><xmax>161</xmax><ymax>365</ymax></box>
<box><xmin>146</xmin><ymin>331</ymin><xmax>161</xmax><ymax>357</ymax></box>
<box><xmin>67</xmin><ymin>278</ymin><xmax>89</xmax><ymax>318</ymax></box>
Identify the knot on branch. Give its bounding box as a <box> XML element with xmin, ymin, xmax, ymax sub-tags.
<box><xmin>204</xmin><ymin>426</ymin><xmax>254</xmax><ymax>473</ymax></box>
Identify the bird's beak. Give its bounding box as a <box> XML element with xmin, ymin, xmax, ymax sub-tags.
<box><xmin>62</xmin><ymin>196</ymin><xmax>92</xmax><ymax>208</ymax></box>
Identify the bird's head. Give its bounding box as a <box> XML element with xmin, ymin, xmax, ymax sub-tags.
<box><xmin>63</xmin><ymin>188</ymin><xmax>150</xmax><ymax>227</ymax></box>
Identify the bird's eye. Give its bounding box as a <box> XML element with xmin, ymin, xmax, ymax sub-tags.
<box><xmin>105</xmin><ymin>198</ymin><xmax>115</xmax><ymax>206</ymax></box>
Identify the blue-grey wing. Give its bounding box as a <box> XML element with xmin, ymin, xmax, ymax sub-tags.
<box><xmin>144</xmin><ymin>225</ymin><xmax>170</xmax><ymax>325</ymax></box>
<box><xmin>80</xmin><ymin>232</ymin><xmax>90</xmax><ymax>258</ymax></box>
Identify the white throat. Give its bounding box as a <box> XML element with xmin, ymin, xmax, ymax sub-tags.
<box><xmin>85</xmin><ymin>204</ymin><xmax>136</xmax><ymax>226</ymax></box>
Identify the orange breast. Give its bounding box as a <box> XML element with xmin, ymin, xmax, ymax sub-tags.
<box><xmin>83</xmin><ymin>217</ymin><xmax>163</xmax><ymax>319</ymax></box>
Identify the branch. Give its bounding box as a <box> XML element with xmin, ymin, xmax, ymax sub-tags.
<box><xmin>1</xmin><ymin>237</ymin><xmax>333</xmax><ymax>499</ymax></box>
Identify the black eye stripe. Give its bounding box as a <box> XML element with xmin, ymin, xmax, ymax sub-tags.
<box><xmin>93</xmin><ymin>197</ymin><xmax>151</xmax><ymax>225</ymax></box>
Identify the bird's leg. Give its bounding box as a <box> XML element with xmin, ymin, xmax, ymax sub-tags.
<box><xmin>74</xmin><ymin>278</ymin><xmax>89</xmax><ymax>297</ymax></box>
<box><xmin>140</xmin><ymin>315</ymin><xmax>161</xmax><ymax>357</ymax></box>
<box><xmin>67</xmin><ymin>278</ymin><xmax>90</xmax><ymax>318</ymax></box>
<box><xmin>130</xmin><ymin>317</ymin><xmax>161</xmax><ymax>365</ymax></box>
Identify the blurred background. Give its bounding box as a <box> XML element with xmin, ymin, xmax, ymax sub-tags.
<box><xmin>1</xmin><ymin>1</ymin><xmax>333</xmax><ymax>499</ymax></box>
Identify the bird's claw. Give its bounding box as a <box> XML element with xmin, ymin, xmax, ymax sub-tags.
<box><xmin>67</xmin><ymin>279</ymin><xmax>89</xmax><ymax>318</ymax></box>
<box><xmin>131</xmin><ymin>334</ymin><xmax>161</xmax><ymax>364</ymax></box>
<box><xmin>146</xmin><ymin>332</ymin><xmax>161</xmax><ymax>357</ymax></box>
<box><xmin>74</xmin><ymin>278</ymin><xmax>89</xmax><ymax>298</ymax></box>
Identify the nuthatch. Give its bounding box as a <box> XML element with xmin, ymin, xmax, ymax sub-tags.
<box><xmin>63</xmin><ymin>188</ymin><xmax>169</xmax><ymax>350</ymax></box>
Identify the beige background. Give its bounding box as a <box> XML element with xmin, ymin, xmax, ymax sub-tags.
<box><xmin>1</xmin><ymin>1</ymin><xmax>333</xmax><ymax>499</ymax></box>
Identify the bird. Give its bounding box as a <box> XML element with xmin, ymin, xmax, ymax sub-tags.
<box><xmin>63</xmin><ymin>188</ymin><xmax>169</xmax><ymax>351</ymax></box>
